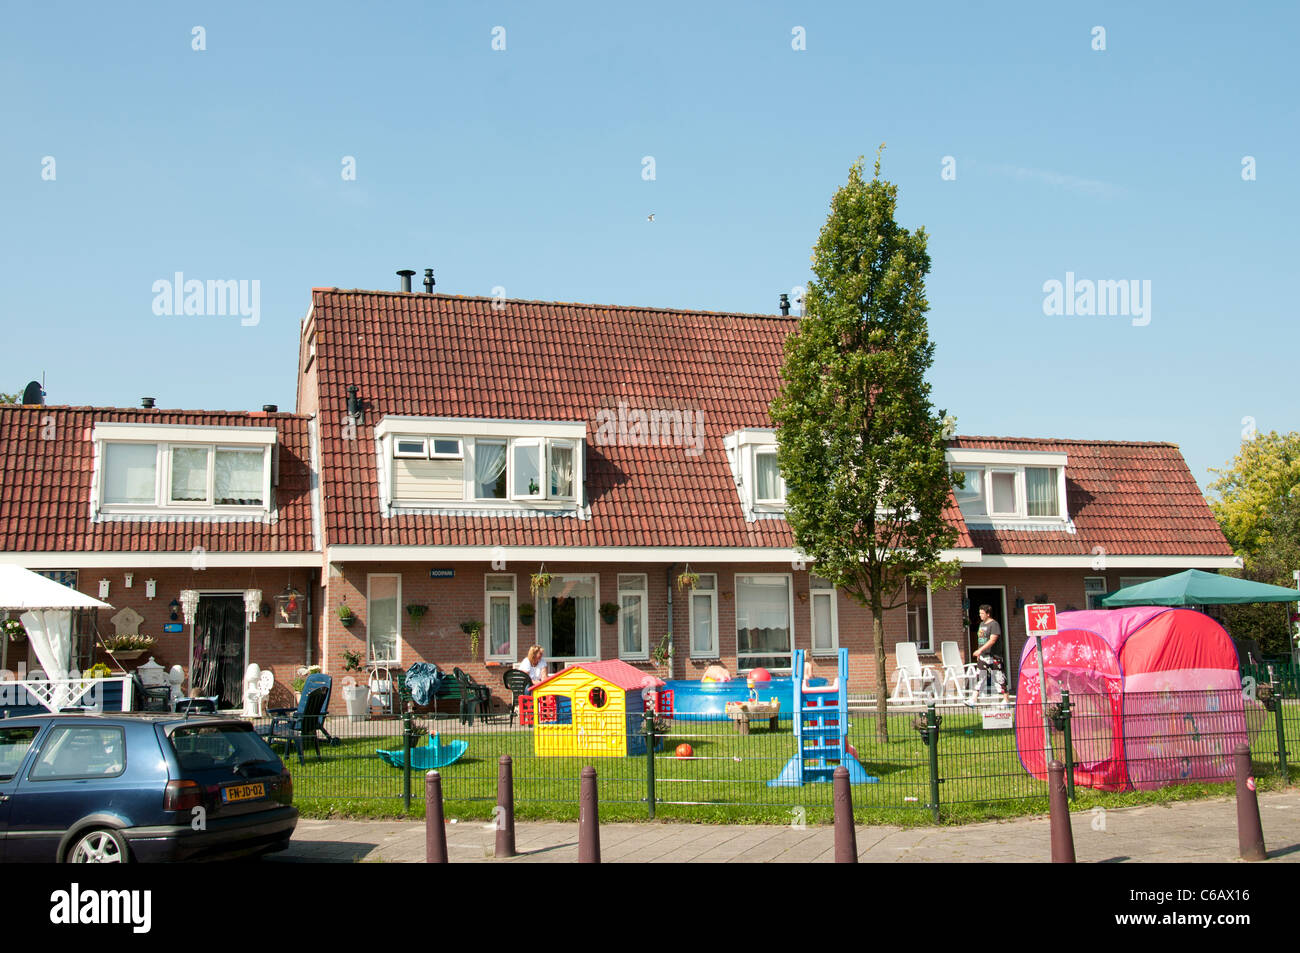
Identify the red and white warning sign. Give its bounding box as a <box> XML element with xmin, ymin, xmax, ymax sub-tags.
<box><xmin>1026</xmin><ymin>603</ymin><xmax>1058</xmax><ymax>637</ymax></box>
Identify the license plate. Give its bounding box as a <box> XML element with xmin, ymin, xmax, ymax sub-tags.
<box><xmin>221</xmin><ymin>782</ymin><xmax>266</xmax><ymax>803</ymax></box>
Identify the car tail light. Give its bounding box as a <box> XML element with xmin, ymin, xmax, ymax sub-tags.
<box><xmin>164</xmin><ymin>779</ymin><xmax>203</xmax><ymax>812</ymax></box>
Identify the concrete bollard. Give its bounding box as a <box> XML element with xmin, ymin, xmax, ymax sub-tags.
<box><xmin>833</xmin><ymin>765</ymin><xmax>858</xmax><ymax>863</ymax></box>
<box><xmin>578</xmin><ymin>765</ymin><xmax>600</xmax><ymax>863</ymax></box>
<box><xmin>1048</xmin><ymin>760</ymin><xmax>1075</xmax><ymax>863</ymax></box>
<box><xmin>425</xmin><ymin>770</ymin><xmax>448</xmax><ymax>863</ymax></box>
<box><xmin>1234</xmin><ymin>743</ymin><xmax>1267</xmax><ymax>861</ymax></box>
<box><xmin>495</xmin><ymin>754</ymin><xmax>517</xmax><ymax>858</ymax></box>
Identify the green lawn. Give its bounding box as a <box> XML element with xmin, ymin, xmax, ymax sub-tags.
<box><xmin>284</xmin><ymin>703</ymin><xmax>1300</xmax><ymax>825</ymax></box>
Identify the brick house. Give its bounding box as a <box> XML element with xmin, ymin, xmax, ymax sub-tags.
<box><xmin>0</xmin><ymin>285</ymin><xmax>1239</xmax><ymax>710</ymax></box>
<box><xmin>0</xmin><ymin>406</ymin><xmax>321</xmax><ymax>708</ymax></box>
<box><xmin>294</xmin><ymin>287</ymin><xmax>1240</xmax><ymax>703</ymax></box>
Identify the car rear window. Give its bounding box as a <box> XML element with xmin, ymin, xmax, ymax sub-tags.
<box><xmin>170</xmin><ymin>724</ymin><xmax>277</xmax><ymax>771</ymax></box>
<box><xmin>0</xmin><ymin>726</ymin><xmax>39</xmax><ymax>781</ymax></box>
<box><xmin>29</xmin><ymin>726</ymin><xmax>126</xmax><ymax>780</ymax></box>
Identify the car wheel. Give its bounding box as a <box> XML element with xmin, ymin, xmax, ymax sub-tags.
<box><xmin>66</xmin><ymin>829</ymin><xmax>130</xmax><ymax>864</ymax></box>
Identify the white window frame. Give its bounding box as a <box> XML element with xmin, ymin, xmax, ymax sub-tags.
<box><xmin>734</xmin><ymin>573</ymin><xmax>795</xmax><ymax>673</ymax></box>
<box><xmin>905</xmin><ymin>579</ymin><xmax>934</xmax><ymax>654</ymax></box>
<box><xmin>428</xmin><ymin>437</ymin><xmax>463</xmax><ymax>459</ymax></box>
<box><xmin>537</xmin><ymin>573</ymin><xmax>600</xmax><ymax>664</ymax></box>
<box><xmin>945</xmin><ymin>449</ymin><xmax>1069</xmax><ymax>522</ymax></box>
<box><xmin>617</xmin><ymin>574</ymin><xmax>650</xmax><ymax>661</ymax></box>
<box><xmin>393</xmin><ymin>436</ymin><xmax>428</xmax><ymax>459</ymax></box>
<box><xmin>484</xmin><ymin>574</ymin><xmax>517</xmax><ymax>662</ymax></box>
<box><xmin>94</xmin><ymin>431</ymin><xmax>273</xmax><ymax>517</ymax></box>
<box><xmin>953</xmin><ymin>466</ymin><xmax>985</xmax><ymax>507</ymax></box>
<box><xmin>509</xmin><ymin>438</ymin><xmax>545</xmax><ymax>501</ymax></box>
<box><xmin>1119</xmin><ymin>576</ymin><xmax>1159</xmax><ymax>590</ymax></box>
<box><xmin>986</xmin><ymin>468</ymin><xmax>1021</xmax><ymax>518</ymax></box>
<box><xmin>688</xmin><ymin>573</ymin><xmax>720</xmax><ymax>659</ymax></box>
<box><xmin>547</xmin><ymin>439</ymin><xmax>577</xmax><ymax>501</ymax></box>
<box><xmin>809</xmin><ymin>575</ymin><xmax>839</xmax><ymax>655</ymax></box>
<box><xmin>1084</xmin><ymin>576</ymin><xmax>1108</xmax><ymax>611</ymax></box>
<box><xmin>366</xmin><ymin>573</ymin><xmax>402</xmax><ymax>665</ymax></box>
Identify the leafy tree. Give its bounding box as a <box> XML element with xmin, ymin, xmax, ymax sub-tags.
<box><xmin>1208</xmin><ymin>432</ymin><xmax>1300</xmax><ymax>658</ymax></box>
<box><xmin>0</xmin><ymin>393</ymin><xmax>19</xmax><ymax>404</ymax></box>
<box><xmin>770</xmin><ymin>150</ymin><xmax>959</xmax><ymax>741</ymax></box>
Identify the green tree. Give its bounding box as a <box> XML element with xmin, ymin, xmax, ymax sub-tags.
<box><xmin>770</xmin><ymin>151</ymin><xmax>959</xmax><ymax>741</ymax></box>
<box><xmin>0</xmin><ymin>393</ymin><xmax>19</xmax><ymax>404</ymax></box>
<box><xmin>1208</xmin><ymin>432</ymin><xmax>1300</xmax><ymax>657</ymax></box>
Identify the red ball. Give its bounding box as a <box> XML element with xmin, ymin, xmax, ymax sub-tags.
<box><xmin>748</xmin><ymin>668</ymin><xmax>772</xmax><ymax>683</ymax></box>
<box><xmin>675</xmin><ymin>743</ymin><xmax>693</xmax><ymax>758</ymax></box>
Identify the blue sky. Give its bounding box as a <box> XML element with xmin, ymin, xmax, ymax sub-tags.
<box><xmin>2</xmin><ymin>0</ymin><xmax>1295</xmax><ymax>492</ymax></box>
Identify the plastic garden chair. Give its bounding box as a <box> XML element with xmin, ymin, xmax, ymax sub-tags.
<box><xmin>265</xmin><ymin>673</ymin><xmax>335</xmax><ymax>744</ymax></box>
<box><xmin>452</xmin><ymin>667</ymin><xmax>492</xmax><ymax>725</ymax></box>
<box><xmin>259</xmin><ymin>686</ymin><xmax>329</xmax><ymax>764</ymax></box>
<box><xmin>502</xmin><ymin>668</ymin><xmax>532</xmax><ymax>726</ymax></box>
<box><xmin>890</xmin><ymin>643</ymin><xmax>937</xmax><ymax>703</ymax></box>
<box><xmin>939</xmin><ymin>640</ymin><xmax>979</xmax><ymax>701</ymax></box>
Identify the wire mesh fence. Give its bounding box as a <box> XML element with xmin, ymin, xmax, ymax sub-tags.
<box><xmin>257</xmin><ymin>682</ymin><xmax>1300</xmax><ymax>823</ymax></box>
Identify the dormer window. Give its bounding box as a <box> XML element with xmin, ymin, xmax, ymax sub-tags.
<box><xmin>725</xmin><ymin>429</ymin><xmax>786</xmax><ymax>518</ymax></box>
<box><xmin>946</xmin><ymin>449</ymin><xmax>1068</xmax><ymax>523</ymax></box>
<box><xmin>754</xmin><ymin>448</ymin><xmax>786</xmax><ymax>504</ymax></box>
<box><xmin>93</xmin><ymin>423</ymin><xmax>275</xmax><ymax>516</ymax></box>
<box><xmin>378</xmin><ymin>417</ymin><xmax>586</xmax><ymax>512</ymax></box>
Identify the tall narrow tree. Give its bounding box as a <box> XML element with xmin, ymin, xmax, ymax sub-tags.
<box><xmin>771</xmin><ymin>150</ymin><xmax>959</xmax><ymax>741</ymax></box>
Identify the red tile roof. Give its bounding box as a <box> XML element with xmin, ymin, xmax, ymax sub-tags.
<box><xmin>948</xmin><ymin>436</ymin><xmax>1232</xmax><ymax>556</ymax></box>
<box><xmin>311</xmin><ymin>289</ymin><xmax>975</xmax><ymax>551</ymax></box>
<box><xmin>0</xmin><ymin>407</ymin><xmax>317</xmax><ymax>554</ymax></box>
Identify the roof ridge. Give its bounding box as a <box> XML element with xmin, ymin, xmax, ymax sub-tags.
<box><xmin>0</xmin><ymin>405</ymin><xmax>308</xmax><ymax>418</ymax></box>
<box><xmin>312</xmin><ymin>288</ymin><xmax>796</xmax><ymax>322</ymax></box>
<box><xmin>954</xmin><ymin>434</ymin><xmax>1179</xmax><ymax>449</ymax></box>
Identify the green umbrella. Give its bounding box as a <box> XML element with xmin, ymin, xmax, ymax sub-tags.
<box><xmin>1100</xmin><ymin>569</ymin><xmax>1300</xmax><ymax>607</ymax></box>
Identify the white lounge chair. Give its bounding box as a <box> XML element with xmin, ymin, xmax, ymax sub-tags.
<box><xmin>890</xmin><ymin>643</ymin><xmax>937</xmax><ymax>702</ymax></box>
<box><xmin>939</xmin><ymin>640</ymin><xmax>979</xmax><ymax>701</ymax></box>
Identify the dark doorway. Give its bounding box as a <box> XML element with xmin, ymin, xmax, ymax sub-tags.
<box><xmin>966</xmin><ymin>587</ymin><xmax>1011</xmax><ymax>684</ymax></box>
<box><xmin>191</xmin><ymin>595</ymin><xmax>246</xmax><ymax>709</ymax></box>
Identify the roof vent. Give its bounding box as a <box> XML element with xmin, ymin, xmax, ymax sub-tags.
<box><xmin>141</xmin><ymin>397</ymin><xmax>156</xmax><ymax>409</ymax></box>
<box><xmin>778</xmin><ymin>294</ymin><xmax>790</xmax><ymax>316</ymax></box>
<box><xmin>396</xmin><ymin>269</ymin><xmax>416</xmax><ymax>293</ymax></box>
<box><xmin>262</xmin><ymin>404</ymin><xmax>278</xmax><ymax>413</ymax></box>
<box><xmin>423</xmin><ymin>268</ymin><xmax>435</xmax><ymax>293</ymax></box>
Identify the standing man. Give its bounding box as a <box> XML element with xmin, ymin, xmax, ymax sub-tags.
<box><xmin>966</xmin><ymin>604</ymin><xmax>1010</xmax><ymax>705</ymax></box>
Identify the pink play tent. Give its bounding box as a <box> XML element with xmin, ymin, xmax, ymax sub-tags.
<box><xmin>1014</xmin><ymin>607</ymin><xmax>1246</xmax><ymax>792</ymax></box>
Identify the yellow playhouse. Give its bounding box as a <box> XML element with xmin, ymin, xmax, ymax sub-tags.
<box><xmin>531</xmin><ymin>660</ymin><xmax>664</xmax><ymax>758</ymax></box>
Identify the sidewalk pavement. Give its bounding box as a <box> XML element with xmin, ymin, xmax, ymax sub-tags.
<box><xmin>268</xmin><ymin>790</ymin><xmax>1300</xmax><ymax>863</ymax></box>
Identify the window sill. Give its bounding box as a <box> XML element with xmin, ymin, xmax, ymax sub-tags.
<box><xmin>97</xmin><ymin>505</ymin><xmax>270</xmax><ymax>517</ymax></box>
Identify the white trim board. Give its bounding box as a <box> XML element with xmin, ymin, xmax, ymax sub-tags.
<box><xmin>92</xmin><ymin>423</ymin><xmax>277</xmax><ymax>445</ymax></box>
<box><xmin>325</xmin><ymin>545</ymin><xmax>983</xmax><ymax>564</ymax></box>
<box><xmin>375</xmin><ymin>417</ymin><xmax>587</xmax><ymax>440</ymax></box>
<box><xmin>0</xmin><ymin>552</ymin><xmax>324</xmax><ymax>568</ymax></box>
<box><xmin>946</xmin><ymin>449</ymin><xmax>1069</xmax><ymax>468</ymax></box>
<box><xmin>973</xmin><ymin>554</ymin><xmax>1242</xmax><ymax>569</ymax></box>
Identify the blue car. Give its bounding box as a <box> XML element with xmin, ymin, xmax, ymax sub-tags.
<box><xmin>0</xmin><ymin>713</ymin><xmax>297</xmax><ymax>863</ymax></box>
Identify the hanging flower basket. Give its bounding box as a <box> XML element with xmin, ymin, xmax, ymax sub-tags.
<box><xmin>677</xmin><ymin>566</ymin><xmax>700</xmax><ymax>591</ymax></box>
<box><xmin>103</xmin><ymin>634</ymin><xmax>155</xmax><ymax>661</ymax></box>
<box><xmin>599</xmin><ymin>602</ymin><xmax>619</xmax><ymax>625</ymax></box>
<box><xmin>337</xmin><ymin>600</ymin><xmax>357</xmax><ymax>626</ymax></box>
<box><xmin>3</xmin><ymin>619</ymin><xmax>26</xmax><ymax>643</ymax></box>
<box><xmin>518</xmin><ymin>602</ymin><xmax>535</xmax><ymax>626</ymax></box>
<box><xmin>460</xmin><ymin>620</ymin><xmax>482</xmax><ymax>655</ymax></box>
<box><xmin>529</xmin><ymin>565</ymin><xmax>553</xmax><ymax>598</ymax></box>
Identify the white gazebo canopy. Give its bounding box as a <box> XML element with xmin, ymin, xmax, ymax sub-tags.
<box><xmin>0</xmin><ymin>564</ymin><xmax>112</xmax><ymax>611</ymax></box>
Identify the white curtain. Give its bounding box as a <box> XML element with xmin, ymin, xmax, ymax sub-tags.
<box><xmin>104</xmin><ymin>443</ymin><xmax>157</xmax><ymax>504</ymax></box>
<box><xmin>550</xmin><ymin>444</ymin><xmax>574</xmax><ymax>497</ymax></box>
<box><xmin>475</xmin><ymin>441</ymin><xmax>507</xmax><ymax>497</ymax></box>
<box><xmin>1026</xmin><ymin>467</ymin><xmax>1058</xmax><ymax>516</ymax></box>
<box><xmin>575</xmin><ymin>592</ymin><xmax>595</xmax><ymax>657</ymax></box>
<box><xmin>536</xmin><ymin>577</ymin><xmax>596</xmax><ymax>658</ymax></box>
<box><xmin>171</xmin><ymin>447</ymin><xmax>209</xmax><ymax>502</ymax></box>
<box><xmin>215</xmin><ymin>449</ymin><xmax>264</xmax><ymax>505</ymax></box>
<box><xmin>21</xmin><ymin>609</ymin><xmax>74</xmax><ymax>708</ymax></box>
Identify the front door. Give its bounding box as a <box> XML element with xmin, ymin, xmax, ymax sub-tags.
<box><xmin>191</xmin><ymin>596</ymin><xmax>246</xmax><ymax>709</ymax></box>
<box><xmin>966</xmin><ymin>587</ymin><xmax>1010</xmax><ymax>684</ymax></box>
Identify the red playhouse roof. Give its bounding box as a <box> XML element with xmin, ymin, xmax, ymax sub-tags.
<box><xmin>532</xmin><ymin>659</ymin><xmax>666</xmax><ymax>694</ymax></box>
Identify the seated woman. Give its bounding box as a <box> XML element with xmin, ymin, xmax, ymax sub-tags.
<box><xmin>702</xmin><ymin>661</ymin><xmax>731</xmax><ymax>682</ymax></box>
<box><xmin>515</xmin><ymin>644</ymin><xmax>548</xmax><ymax>684</ymax></box>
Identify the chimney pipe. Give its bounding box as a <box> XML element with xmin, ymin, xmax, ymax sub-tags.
<box><xmin>346</xmin><ymin>385</ymin><xmax>361</xmax><ymax>420</ymax></box>
<box><xmin>262</xmin><ymin>404</ymin><xmax>278</xmax><ymax>413</ymax></box>
<box><xmin>396</xmin><ymin>269</ymin><xmax>416</xmax><ymax>293</ymax></box>
<box><xmin>779</xmin><ymin>294</ymin><xmax>790</xmax><ymax>316</ymax></box>
<box><xmin>141</xmin><ymin>397</ymin><xmax>156</xmax><ymax>409</ymax></box>
<box><xmin>423</xmin><ymin>269</ymin><xmax>435</xmax><ymax>293</ymax></box>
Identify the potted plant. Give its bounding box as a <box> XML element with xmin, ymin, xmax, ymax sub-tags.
<box><xmin>650</xmin><ymin>635</ymin><xmax>673</xmax><ymax>668</ymax></box>
<box><xmin>529</xmin><ymin>565</ymin><xmax>553</xmax><ymax>597</ymax></box>
<box><xmin>405</xmin><ymin>603</ymin><xmax>428</xmax><ymax>633</ymax></box>
<box><xmin>341</xmin><ymin>650</ymin><xmax>369</xmax><ymax>720</ymax></box>
<box><xmin>337</xmin><ymin>598</ymin><xmax>357</xmax><ymax>626</ymax></box>
<box><xmin>83</xmin><ymin>662</ymin><xmax>113</xmax><ymax>679</ymax></box>
<box><xmin>599</xmin><ymin>602</ymin><xmax>620</xmax><ymax>625</ymax></box>
<box><xmin>103</xmin><ymin>633</ymin><xmax>155</xmax><ymax>661</ymax></box>
<box><xmin>460</xmin><ymin>620</ymin><xmax>482</xmax><ymax>656</ymax></box>
<box><xmin>677</xmin><ymin>566</ymin><xmax>700</xmax><ymax>591</ymax></box>
<box><xmin>3</xmin><ymin>619</ymin><xmax>25</xmax><ymax>643</ymax></box>
<box><xmin>518</xmin><ymin>602</ymin><xmax>535</xmax><ymax>626</ymax></box>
